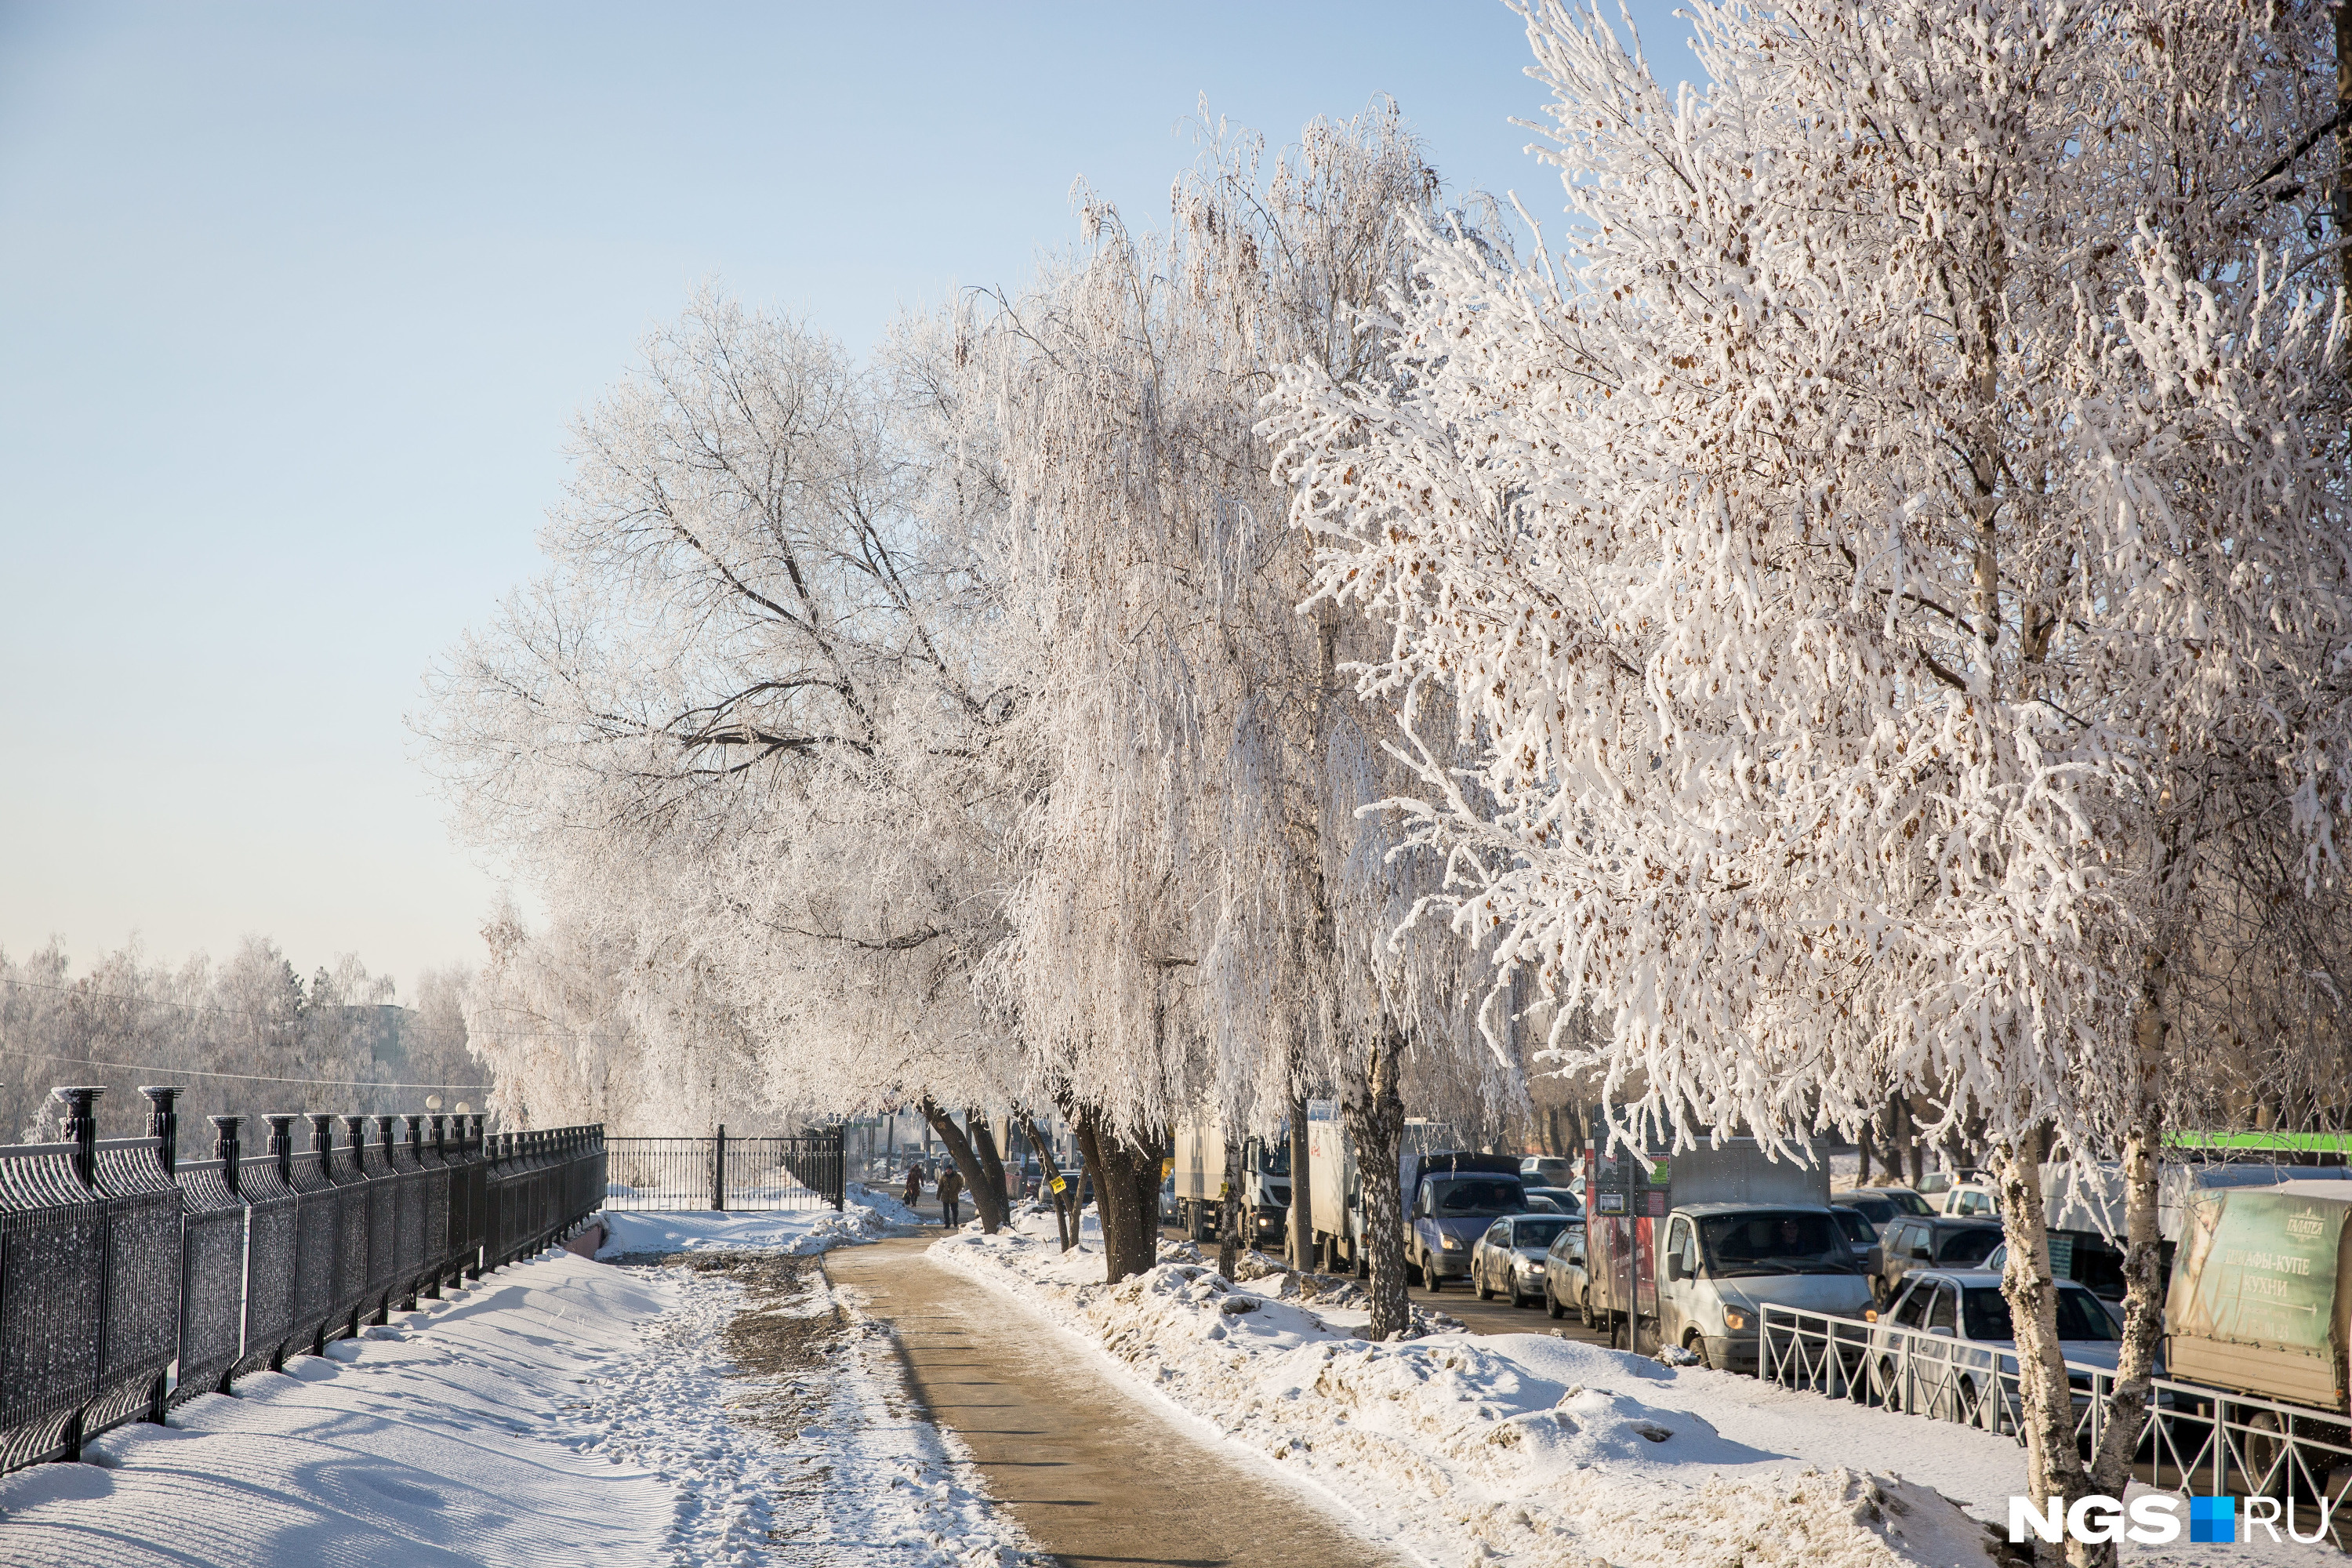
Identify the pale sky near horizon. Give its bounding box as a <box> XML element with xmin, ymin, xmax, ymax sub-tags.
<box><xmin>0</xmin><ymin>0</ymin><xmax>1693</xmax><ymax>998</ymax></box>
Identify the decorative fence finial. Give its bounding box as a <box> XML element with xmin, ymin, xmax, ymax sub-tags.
<box><xmin>212</xmin><ymin>1115</ymin><xmax>243</xmax><ymax>1194</ymax></box>
<box><xmin>140</xmin><ymin>1086</ymin><xmax>184</xmax><ymax>1174</ymax></box>
<box><xmin>53</xmin><ymin>1086</ymin><xmax>102</xmax><ymax>1187</ymax></box>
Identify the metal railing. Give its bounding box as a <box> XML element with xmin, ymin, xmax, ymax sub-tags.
<box><xmin>1761</xmin><ymin>1304</ymin><xmax>2352</xmax><ymax>1526</ymax></box>
<box><xmin>601</xmin><ymin>1128</ymin><xmax>844</xmax><ymax>1212</ymax></box>
<box><xmin>0</xmin><ymin>1084</ymin><xmax>606</xmax><ymax>1475</ymax></box>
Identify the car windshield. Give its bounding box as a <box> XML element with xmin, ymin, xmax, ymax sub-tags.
<box><xmin>1697</xmin><ymin>1210</ymin><xmax>1854</xmax><ymax>1275</ymax></box>
<box><xmin>1936</xmin><ymin>1228</ymin><xmax>2002</xmax><ymax>1266</ymax></box>
<box><xmin>1426</xmin><ymin>1178</ymin><xmax>1527</xmax><ymax>1218</ymax></box>
<box><xmin>1512</xmin><ymin>1218</ymin><xmax>1569</xmax><ymax>1249</ymax></box>
<box><xmin>1962</xmin><ymin>1287</ymin><xmax>2121</xmax><ymax>1343</ymax></box>
<box><xmin>1526</xmin><ymin>1159</ymin><xmax>1573</xmax><ymax>1183</ymax></box>
<box><xmin>1832</xmin><ymin>1207</ymin><xmax>1877</xmax><ymax>1243</ymax></box>
<box><xmin>1842</xmin><ymin>1195</ymin><xmax>1894</xmax><ymax>1223</ymax></box>
<box><xmin>1888</xmin><ymin>1191</ymin><xmax>1937</xmax><ymax>1217</ymax></box>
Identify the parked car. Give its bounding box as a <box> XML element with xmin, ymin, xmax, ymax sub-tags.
<box><xmin>1521</xmin><ymin>1155</ymin><xmax>1577</xmax><ymax>1188</ymax></box>
<box><xmin>1878</xmin><ymin>1215</ymin><xmax>2004</xmax><ymax>1302</ymax></box>
<box><xmin>1472</xmin><ymin>1212</ymin><xmax>1577</xmax><ymax>1307</ymax></box>
<box><xmin>1158</xmin><ymin>1174</ymin><xmax>1178</xmax><ymax>1226</ymax></box>
<box><xmin>1543</xmin><ymin>1221</ymin><xmax>1592</xmax><ymax>1324</ymax></box>
<box><xmin>1831</xmin><ymin>1187</ymin><xmax>1938</xmax><ymax>1237</ymax></box>
<box><xmin>1409</xmin><ymin>1163</ymin><xmax>1530</xmax><ymax>1291</ymax></box>
<box><xmin>1829</xmin><ymin>1203</ymin><xmax>1883</xmax><ymax>1280</ymax></box>
<box><xmin>1937</xmin><ymin>1181</ymin><xmax>2002</xmax><ymax>1218</ymax></box>
<box><xmin>1522</xmin><ymin>1185</ymin><xmax>1581</xmax><ymax>1216</ymax></box>
<box><xmin>1867</xmin><ymin>1268</ymin><xmax>2136</xmax><ymax>1424</ymax></box>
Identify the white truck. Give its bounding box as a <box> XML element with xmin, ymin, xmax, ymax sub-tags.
<box><xmin>1171</xmin><ymin>1123</ymin><xmax>1290</xmax><ymax>1247</ymax></box>
<box><xmin>1584</xmin><ymin>1138</ymin><xmax>1874</xmax><ymax>1371</ymax></box>
<box><xmin>1305</xmin><ymin>1103</ymin><xmax>1469</xmax><ymax>1276</ymax></box>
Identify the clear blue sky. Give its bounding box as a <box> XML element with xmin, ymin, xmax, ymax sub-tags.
<box><xmin>0</xmin><ymin>0</ymin><xmax>1695</xmax><ymax>994</ymax></box>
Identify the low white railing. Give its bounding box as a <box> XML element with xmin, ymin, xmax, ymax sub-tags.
<box><xmin>1760</xmin><ymin>1304</ymin><xmax>2352</xmax><ymax>1521</ymax></box>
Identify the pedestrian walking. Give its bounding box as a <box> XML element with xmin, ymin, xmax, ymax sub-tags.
<box><xmin>937</xmin><ymin>1165</ymin><xmax>964</xmax><ymax>1229</ymax></box>
<box><xmin>902</xmin><ymin>1162</ymin><xmax>924</xmax><ymax>1209</ymax></box>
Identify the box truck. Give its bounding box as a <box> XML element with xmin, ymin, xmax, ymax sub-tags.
<box><xmin>1585</xmin><ymin>1138</ymin><xmax>1873</xmax><ymax>1370</ymax></box>
<box><xmin>1305</xmin><ymin>1103</ymin><xmax>1485</xmax><ymax>1276</ymax></box>
<box><xmin>1171</xmin><ymin>1123</ymin><xmax>1290</xmax><ymax>1246</ymax></box>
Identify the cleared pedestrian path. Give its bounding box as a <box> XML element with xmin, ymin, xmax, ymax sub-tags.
<box><xmin>826</xmin><ymin>1238</ymin><xmax>1402</xmax><ymax>1568</ymax></box>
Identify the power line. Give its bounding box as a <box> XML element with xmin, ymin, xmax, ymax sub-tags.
<box><xmin>0</xmin><ymin>1046</ymin><xmax>488</xmax><ymax>1094</ymax></box>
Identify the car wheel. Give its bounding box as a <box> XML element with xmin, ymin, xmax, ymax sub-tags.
<box><xmin>1686</xmin><ymin>1332</ymin><xmax>1711</xmax><ymax>1370</ymax></box>
<box><xmin>1474</xmin><ymin>1261</ymin><xmax>1492</xmax><ymax>1301</ymax></box>
<box><xmin>1425</xmin><ymin>1253</ymin><xmax>1443</xmax><ymax>1294</ymax></box>
<box><xmin>1878</xmin><ymin>1359</ymin><xmax>1903</xmax><ymax>1414</ymax></box>
<box><xmin>1546</xmin><ymin>1280</ymin><xmax>1566</xmax><ymax>1320</ymax></box>
<box><xmin>1578</xmin><ymin>1288</ymin><xmax>1594</xmax><ymax>1329</ymax></box>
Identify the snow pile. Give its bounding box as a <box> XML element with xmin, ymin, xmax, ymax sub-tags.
<box><xmin>597</xmin><ymin>1194</ymin><xmax>913</xmax><ymax>1260</ymax></box>
<box><xmin>847</xmin><ymin>1181</ymin><xmax>927</xmax><ymax>1227</ymax></box>
<box><xmin>0</xmin><ymin>1254</ymin><xmax>677</xmax><ymax>1566</ymax></box>
<box><xmin>934</xmin><ymin>1221</ymin><xmax>2000</xmax><ymax>1568</ymax></box>
<box><xmin>0</xmin><ymin>1246</ymin><xmax>1033</xmax><ymax>1567</ymax></box>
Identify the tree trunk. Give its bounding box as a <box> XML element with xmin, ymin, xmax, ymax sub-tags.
<box><xmin>1857</xmin><ymin>1111</ymin><xmax>1876</xmax><ymax>1185</ymax></box>
<box><xmin>1018</xmin><ymin>1111</ymin><xmax>1077</xmax><ymax>1251</ymax></box>
<box><xmin>2087</xmin><ymin>955</ymin><xmax>2173</xmax><ymax>1541</ymax></box>
<box><xmin>1344</xmin><ymin>1029</ymin><xmax>1410</xmax><ymax>1341</ymax></box>
<box><xmin>965</xmin><ymin>1111</ymin><xmax>1011</xmax><ymax>1228</ymax></box>
<box><xmin>1218</xmin><ymin>1129</ymin><xmax>1243</xmax><ymax>1278</ymax></box>
<box><xmin>1287</xmin><ymin>1094</ymin><xmax>1312</xmax><ymax>1272</ymax></box>
<box><xmin>1994</xmin><ymin>1130</ymin><xmax>2090</xmax><ymax>1567</ymax></box>
<box><xmin>1074</xmin><ymin>1103</ymin><xmax>1162</xmax><ymax>1283</ymax></box>
<box><xmin>918</xmin><ymin>1097</ymin><xmax>1004</xmax><ymax>1235</ymax></box>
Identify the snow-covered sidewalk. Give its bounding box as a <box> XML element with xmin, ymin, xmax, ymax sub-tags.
<box><xmin>1</xmin><ymin>1227</ymin><xmax>1030</xmax><ymax>1566</ymax></box>
<box><xmin>931</xmin><ymin>1215</ymin><xmax>2338</xmax><ymax>1568</ymax></box>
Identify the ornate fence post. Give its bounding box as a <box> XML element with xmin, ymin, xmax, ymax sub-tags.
<box><xmin>140</xmin><ymin>1087</ymin><xmax>183</xmax><ymax>1176</ymax></box>
<box><xmin>56</xmin><ymin>1086</ymin><xmax>101</xmax><ymax>1190</ymax></box>
<box><xmin>466</xmin><ymin>1116</ymin><xmax>488</xmax><ymax>1279</ymax></box>
<box><xmin>212</xmin><ymin>1116</ymin><xmax>241</xmax><ymax>1192</ymax></box>
<box><xmin>712</xmin><ymin>1124</ymin><xmax>727</xmax><ymax>1213</ymax></box>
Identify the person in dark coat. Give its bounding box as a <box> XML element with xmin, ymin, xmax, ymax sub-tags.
<box><xmin>937</xmin><ymin>1165</ymin><xmax>964</xmax><ymax>1228</ymax></box>
<box><xmin>902</xmin><ymin>1163</ymin><xmax>924</xmax><ymax>1209</ymax></box>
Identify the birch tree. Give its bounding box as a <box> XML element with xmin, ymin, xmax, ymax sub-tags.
<box><xmin>1269</xmin><ymin>0</ymin><xmax>2350</xmax><ymax>1542</ymax></box>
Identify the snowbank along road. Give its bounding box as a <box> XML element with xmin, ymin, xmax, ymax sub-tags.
<box><xmin>0</xmin><ymin>1218</ymin><xmax>1032</xmax><ymax>1567</ymax></box>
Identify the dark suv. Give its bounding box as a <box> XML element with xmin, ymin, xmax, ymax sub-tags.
<box><xmin>1875</xmin><ymin>1215</ymin><xmax>2002</xmax><ymax>1303</ymax></box>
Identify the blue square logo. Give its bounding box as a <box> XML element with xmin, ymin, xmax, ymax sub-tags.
<box><xmin>2190</xmin><ymin>1494</ymin><xmax>2236</xmax><ymax>1544</ymax></box>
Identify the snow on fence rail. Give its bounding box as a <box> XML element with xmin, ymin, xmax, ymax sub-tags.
<box><xmin>1759</xmin><ymin>1303</ymin><xmax>2352</xmax><ymax>1519</ymax></box>
<box><xmin>601</xmin><ymin>1128</ymin><xmax>844</xmax><ymax>1214</ymax></box>
<box><xmin>0</xmin><ymin>1083</ymin><xmax>606</xmax><ymax>1475</ymax></box>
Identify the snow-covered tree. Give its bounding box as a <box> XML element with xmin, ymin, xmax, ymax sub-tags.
<box><xmin>965</xmin><ymin>106</ymin><xmax>1519</xmax><ymax>1308</ymax></box>
<box><xmin>420</xmin><ymin>291</ymin><xmax>1037</xmax><ymax>1227</ymax></box>
<box><xmin>1268</xmin><ymin>0</ymin><xmax>2348</xmax><ymax>1536</ymax></box>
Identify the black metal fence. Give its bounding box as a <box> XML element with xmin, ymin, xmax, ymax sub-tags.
<box><xmin>602</xmin><ymin>1128</ymin><xmax>844</xmax><ymax>1212</ymax></box>
<box><xmin>0</xmin><ymin>1084</ymin><xmax>606</xmax><ymax>1475</ymax></box>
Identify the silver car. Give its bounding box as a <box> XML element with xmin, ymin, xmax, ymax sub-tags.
<box><xmin>1472</xmin><ymin>1212</ymin><xmax>1577</xmax><ymax>1307</ymax></box>
<box><xmin>1542</xmin><ymin>1220</ymin><xmax>1593</xmax><ymax>1325</ymax></box>
<box><xmin>1866</xmin><ymin>1268</ymin><xmax>2134</xmax><ymax>1426</ymax></box>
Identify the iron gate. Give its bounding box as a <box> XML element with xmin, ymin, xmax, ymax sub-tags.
<box><xmin>601</xmin><ymin>1128</ymin><xmax>845</xmax><ymax>1212</ymax></box>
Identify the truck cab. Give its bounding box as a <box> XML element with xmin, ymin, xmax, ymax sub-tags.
<box><xmin>1657</xmin><ymin>1203</ymin><xmax>1875</xmax><ymax>1371</ymax></box>
<box><xmin>1585</xmin><ymin>1138</ymin><xmax>1874</xmax><ymax>1366</ymax></box>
